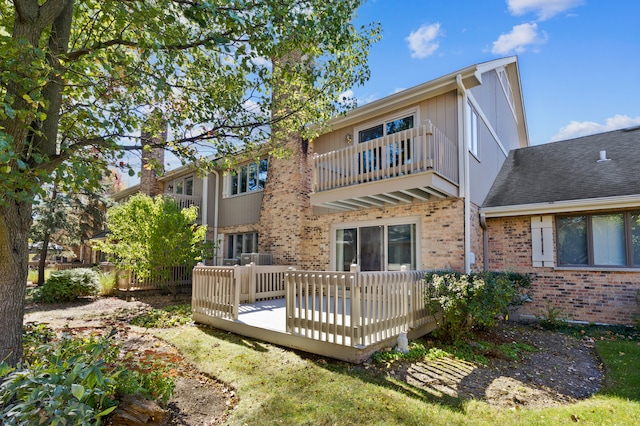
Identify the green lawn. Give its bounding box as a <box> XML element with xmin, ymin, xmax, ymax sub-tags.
<box><xmin>158</xmin><ymin>326</ymin><xmax>640</xmax><ymax>426</ymax></box>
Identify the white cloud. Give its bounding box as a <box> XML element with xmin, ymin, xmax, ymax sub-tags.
<box><xmin>507</xmin><ymin>0</ymin><xmax>583</xmax><ymax>21</ymax></box>
<box><xmin>550</xmin><ymin>115</ymin><xmax>640</xmax><ymax>141</ymax></box>
<box><xmin>406</xmin><ymin>23</ymin><xmax>442</xmax><ymax>59</ymax></box>
<box><xmin>339</xmin><ymin>89</ymin><xmax>355</xmax><ymax>102</ymax></box>
<box><xmin>491</xmin><ymin>23</ymin><xmax>547</xmax><ymax>54</ymax></box>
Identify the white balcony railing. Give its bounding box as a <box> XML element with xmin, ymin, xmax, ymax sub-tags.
<box><xmin>312</xmin><ymin>120</ymin><xmax>458</xmax><ymax>193</ymax></box>
<box><xmin>166</xmin><ymin>193</ymin><xmax>202</xmax><ymax>216</ymax></box>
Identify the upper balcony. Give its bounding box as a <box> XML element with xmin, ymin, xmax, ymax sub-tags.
<box><xmin>166</xmin><ymin>193</ymin><xmax>202</xmax><ymax>219</ymax></box>
<box><xmin>310</xmin><ymin>121</ymin><xmax>459</xmax><ymax>211</ymax></box>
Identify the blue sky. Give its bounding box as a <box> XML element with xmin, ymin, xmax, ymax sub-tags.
<box><xmin>349</xmin><ymin>0</ymin><xmax>640</xmax><ymax>145</ymax></box>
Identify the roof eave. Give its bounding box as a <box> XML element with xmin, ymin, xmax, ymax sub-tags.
<box><xmin>328</xmin><ymin>59</ymin><xmax>519</xmax><ymax>131</ymax></box>
<box><xmin>480</xmin><ymin>194</ymin><xmax>640</xmax><ymax>218</ymax></box>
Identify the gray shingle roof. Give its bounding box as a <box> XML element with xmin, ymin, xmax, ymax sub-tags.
<box><xmin>482</xmin><ymin>127</ymin><xmax>640</xmax><ymax>208</ymax></box>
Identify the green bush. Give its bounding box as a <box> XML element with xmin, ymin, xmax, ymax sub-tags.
<box><xmin>424</xmin><ymin>270</ymin><xmax>531</xmax><ymax>341</ymax></box>
<box><xmin>0</xmin><ymin>324</ymin><xmax>176</xmax><ymax>425</ymax></box>
<box><xmin>0</xmin><ymin>327</ymin><xmax>120</xmax><ymax>425</ymax></box>
<box><xmin>34</xmin><ymin>268</ymin><xmax>100</xmax><ymax>303</ymax></box>
<box><xmin>97</xmin><ymin>271</ymin><xmax>117</xmax><ymax>297</ymax></box>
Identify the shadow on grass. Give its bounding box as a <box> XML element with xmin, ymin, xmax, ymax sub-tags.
<box><xmin>195</xmin><ymin>324</ymin><xmax>269</xmax><ymax>352</ymax></box>
<box><xmin>195</xmin><ymin>323</ymin><xmax>466</xmax><ymax>411</ymax></box>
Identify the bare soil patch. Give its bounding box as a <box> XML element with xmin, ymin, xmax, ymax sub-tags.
<box><xmin>24</xmin><ymin>295</ymin><xmax>606</xmax><ymax>422</ymax></box>
<box><xmin>372</xmin><ymin>322</ymin><xmax>605</xmax><ymax>409</ymax></box>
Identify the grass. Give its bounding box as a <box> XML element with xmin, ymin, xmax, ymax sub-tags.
<box><xmin>157</xmin><ymin>324</ymin><xmax>640</xmax><ymax>425</ymax></box>
<box><xmin>27</xmin><ymin>268</ymin><xmax>53</xmax><ymax>285</ymax></box>
<box><xmin>597</xmin><ymin>339</ymin><xmax>640</xmax><ymax>400</ymax></box>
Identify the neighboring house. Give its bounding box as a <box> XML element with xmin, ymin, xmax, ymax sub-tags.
<box><xmin>481</xmin><ymin>127</ymin><xmax>640</xmax><ymax>325</ymax></box>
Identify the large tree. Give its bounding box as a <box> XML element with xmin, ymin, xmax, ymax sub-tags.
<box><xmin>0</xmin><ymin>0</ymin><xmax>379</xmax><ymax>366</ymax></box>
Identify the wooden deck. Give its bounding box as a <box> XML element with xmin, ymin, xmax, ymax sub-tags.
<box><xmin>192</xmin><ymin>265</ymin><xmax>441</xmax><ymax>363</ymax></box>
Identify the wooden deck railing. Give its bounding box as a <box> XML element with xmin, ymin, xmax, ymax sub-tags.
<box><xmin>191</xmin><ymin>264</ymin><xmax>436</xmax><ymax>349</ymax></box>
<box><xmin>312</xmin><ymin>120</ymin><xmax>458</xmax><ymax>193</ymax></box>
<box><xmin>285</xmin><ymin>266</ymin><xmax>433</xmax><ymax>347</ymax></box>
<box><xmin>192</xmin><ymin>264</ymin><xmax>294</xmax><ymax>320</ymax></box>
<box><xmin>192</xmin><ymin>266</ymin><xmax>239</xmax><ymax>320</ymax></box>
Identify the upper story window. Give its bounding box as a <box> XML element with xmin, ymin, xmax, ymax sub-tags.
<box><xmin>357</xmin><ymin>114</ymin><xmax>415</xmax><ymax>143</ymax></box>
<box><xmin>226</xmin><ymin>159</ymin><xmax>268</xmax><ymax>197</ymax></box>
<box><xmin>556</xmin><ymin>212</ymin><xmax>640</xmax><ymax>267</ymax></box>
<box><xmin>167</xmin><ymin>176</ymin><xmax>194</xmax><ymax>196</ymax></box>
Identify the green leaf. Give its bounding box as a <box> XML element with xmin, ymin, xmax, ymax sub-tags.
<box><xmin>97</xmin><ymin>405</ymin><xmax>118</xmax><ymax>418</ymax></box>
<box><xmin>71</xmin><ymin>383</ymin><xmax>85</xmax><ymax>400</ymax></box>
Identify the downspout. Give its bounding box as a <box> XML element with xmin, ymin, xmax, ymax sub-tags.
<box><xmin>202</xmin><ymin>174</ymin><xmax>209</xmax><ymax>264</ymax></box>
<box><xmin>480</xmin><ymin>213</ymin><xmax>489</xmax><ymax>271</ymax></box>
<box><xmin>212</xmin><ymin>170</ymin><xmax>220</xmax><ymax>265</ymax></box>
<box><xmin>456</xmin><ymin>74</ymin><xmax>472</xmax><ymax>273</ymax></box>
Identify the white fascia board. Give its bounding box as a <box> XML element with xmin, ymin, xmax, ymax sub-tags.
<box><xmin>328</xmin><ymin>68</ymin><xmax>486</xmax><ymax>131</ymax></box>
<box><xmin>480</xmin><ymin>195</ymin><xmax>640</xmax><ymax>218</ymax></box>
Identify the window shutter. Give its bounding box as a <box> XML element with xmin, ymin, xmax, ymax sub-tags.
<box><xmin>531</xmin><ymin>215</ymin><xmax>554</xmax><ymax>267</ymax></box>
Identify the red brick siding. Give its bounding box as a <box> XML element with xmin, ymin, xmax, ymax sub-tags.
<box><xmin>486</xmin><ymin>216</ymin><xmax>640</xmax><ymax>325</ymax></box>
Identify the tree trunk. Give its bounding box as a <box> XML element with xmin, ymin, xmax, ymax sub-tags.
<box><xmin>0</xmin><ymin>200</ymin><xmax>33</xmax><ymax>367</ymax></box>
<box><xmin>37</xmin><ymin>233</ymin><xmax>50</xmax><ymax>286</ymax></box>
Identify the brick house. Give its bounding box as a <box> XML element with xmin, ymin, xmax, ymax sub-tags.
<box><xmin>112</xmin><ymin>56</ymin><xmax>527</xmax><ymax>284</ymax></box>
<box><xmin>481</xmin><ymin>128</ymin><xmax>640</xmax><ymax>325</ymax></box>
<box><xmin>110</xmin><ymin>56</ymin><xmax>640</xmax><ymax>325</ymax></box>
<box><xmin>215</xmin><ymin>56</ymin><xmax>528</xmax><ymax>275</ymax></box>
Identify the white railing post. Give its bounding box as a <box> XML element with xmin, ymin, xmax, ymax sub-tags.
<box><xmin>349</xmin><ymin>264</ymin><xmax>361</xmax><ymax>346</ymax></box>
<box><xmin>248</xmin><ymin>262</ymin><xmax>256</xmax><ymax>304</ymax></box>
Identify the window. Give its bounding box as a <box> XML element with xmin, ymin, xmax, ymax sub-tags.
<box><xmin>227</xmin><ymin>159</ymin><xmax>268</xmax><ymax>197</ymax></box>
<box><xmin>333</xmin><ymin>219</ymin><xmax>418</xmax><ymax>271</ymax></box>
<box><xmin>556</xmin><ymin>212</ymin><xmax>640</xmax><ymax>267</ymax></box>
<box><xmin>356</xmin><ymin>113</ymin><xmax>415</xmax><ymax>173</ymax></box>
<box><xmin>466</xmin><ymin>102</ymin><xmax>478</xmax><ymax>156</ymax></box>
<box><xmin>168</xmin><ymin>176</ymin><xmax>193</xmax><ymax>196</ymax></box>
<box><xmin>226</xmin><ymin>232</ymin><xmax>258</xmax><ymax>260</ymax></box>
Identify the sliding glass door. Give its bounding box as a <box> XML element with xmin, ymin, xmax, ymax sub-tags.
<box><xmin>334</xmin><ymin>220</ymin><xmax>418</xmax><ymax>271</ymax></box>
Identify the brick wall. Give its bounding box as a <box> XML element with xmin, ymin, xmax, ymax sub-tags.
<box><xmin>256</xmin><ymin>134</ymin><xmax>312</xmax><ymax>266</ymax></box>
<box><xmin>486</xmin><ymin>216</ymin><xmax>640</xmax><ymax>325</ymax></box>
<box><xmin>299</xmin><ymin>198</ymin><xmax>466</xmax><ymax>271</ymax></box>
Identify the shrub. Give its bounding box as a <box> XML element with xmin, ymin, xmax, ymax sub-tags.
<box><xmin>34</xmin><ymin>268</ymin><xmax>100</xmax><ymax>303</ymax></box>
<box><xmin>0</xmin><ymin>327</ymin><xmax>120</xmax><ymax>425</ymax></box>
<box><xmin>97</xmin><ymin>271</ymin><xmax>117</xmax><ymax>297</ymax></box>
<box><xmin>424</xmin><ymin>270</ymin><xmax>531</xmax><ymax>341</ymax></box>
<box><xmin>0</xmin><ymin>325</ymin><xmax>176</xmax><ymax>425</ymax></box>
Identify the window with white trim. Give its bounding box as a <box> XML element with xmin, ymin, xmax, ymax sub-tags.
<box><xmin>226</xmin><ymin>232</ymin><xmax>259</xmax><ymax>260</ymax></box>
<box><xmin>354</xmin><ymin>110</ymin><xmax>417</xmax><ymax>173</ymax></box>
<box><xmin>167</xmin><ymin>176</ymin><xmax>194</xmax><ymax>195</ymax></box>
<box><xmin>333</xmin><ymin>218</ymin><xmax>419</xmax><ymax>271</ymax></box>
<box><xmin>225</xmin><ymin>159</ymin><xmax>268</xmax><ymax>197</ymax></box>
<box><xmin>556</xmin><ymin>211</ymin><xmax>640</xmax><ymax>267</ymax></box>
